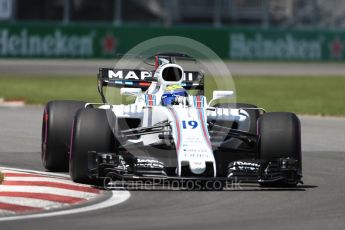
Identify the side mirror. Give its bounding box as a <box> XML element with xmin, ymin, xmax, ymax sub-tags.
<box><xmin>208</xmin><ymin>90</ymin><xmax>234</xmax><ymax>106</ymax></box>
<box><xmin>120</xmin><ymin>88</ymin><xmax>142</xmax><ymax>97</ymax></box>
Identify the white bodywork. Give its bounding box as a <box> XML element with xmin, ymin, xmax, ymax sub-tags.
<box><xmin>100</xmin><ymin>63</ymin><xmax>250</xmax><ymax>177</ymax></box>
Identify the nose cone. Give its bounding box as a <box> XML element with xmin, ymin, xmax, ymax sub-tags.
<box><xmin>189</xmin><ymin>161</ymin><xmax>206</xmax><ymax>174</ymax></box>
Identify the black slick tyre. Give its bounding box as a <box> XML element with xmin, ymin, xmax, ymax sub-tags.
<box><xmin>258</xmin><ymin>112</ymin><xmax>302</xmax><ymax>186</ymax></box>
<box><xmin>41</xmin><ymin>100</ymin><xmax>86</xmax><ymax>172</ymax></box>
<box><xmin>69</xmin><ymin>108</ymin><xmax>114</xmax><ymax>184</ymax></box>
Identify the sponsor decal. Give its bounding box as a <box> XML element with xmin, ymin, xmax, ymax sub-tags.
<box><xmin>229</xmin><ymin>32</ymin><xmax>322</xmax><ymax>60</ymax></box>
<box><xmin>228</xmin><ymin>161</ymin><xmax>260</xmax><ymax>172</ymax></box>
<box><xmin>329</xmin><ymin>37</ymin><xmax>343</xmax><ymax>59</ymax></box>
<box><xmin>102</xmin><ymin>33</ymin><xmax>117</xmax><ymax>54</ymax></box>
<box><xmin>0</xmin><ymin>29</ymin><xmax>95</xmax><ymax>57</ymax></box>
<box><xmin>136</xmin><ymin>159</ymin><xmax>164</xmax><ymax>169</ymax></box>
<box><xmin>107</xmin><ymin>69</ymin><xmax>197</xmax><ymax>81</ymax></box>
<box><xmin>108</xmin><ymin>69</ymin><xmax>153</xmax><ymax>80</ymax></box>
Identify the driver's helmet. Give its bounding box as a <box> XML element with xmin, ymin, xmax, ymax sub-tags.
<box><xmin>161</xmin><ymin>84</ymin><xmax>187</xmax><ymax>106</ymax></box>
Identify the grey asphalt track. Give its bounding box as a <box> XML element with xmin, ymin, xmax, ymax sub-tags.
<box><xmin>2</xmin><ymin>59</ymin><xmax>345</xmax><ymax>76</ymax></box>
<box><xmin>0</xmin><ymin>107</ymin><xmax>345</xmax><ymax>230</ymax></box>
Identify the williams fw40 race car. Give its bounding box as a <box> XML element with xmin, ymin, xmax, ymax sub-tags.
<box><xmin>42</xmin><ymin>53</ymin><xmax>302</xmax><ymax>189</ymax></box>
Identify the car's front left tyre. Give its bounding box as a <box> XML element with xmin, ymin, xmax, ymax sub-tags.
<box><xmin>258</xmin><ymin>112</ymin><xmax>302</xmax><ymax>186</ymax></box>
<box><xmin>41</xmin><ymin>100</ymin><xmax>86</xmax><ymax>172</ymax></box>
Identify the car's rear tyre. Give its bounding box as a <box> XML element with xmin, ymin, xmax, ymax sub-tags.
<box><xmin>41</xmin><ymin>100</ymin><xmax>86</xmax><ymax>172</ymax></box>
<box><xmin>258</xmin><ymin>112</ymin><xmax>302</xmax><ymax>186</ymax></box>
<box><xmin>214</xmin><ymin>103</ymin><xmax>260</xmax><ymax>133</ymax></box>
<box><xmin>69</xmin><ymin>108</ymin><xmax>114</xmax><ymax>184</ymax></box>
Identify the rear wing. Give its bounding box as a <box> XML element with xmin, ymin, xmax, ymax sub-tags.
<box><xmin>97</xmin><ymin>68</ymin><xmax>204</xmax><ymax>103</ymax></box>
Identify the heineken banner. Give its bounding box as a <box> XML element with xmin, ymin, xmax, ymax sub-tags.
<box><xmin>0</xmin><ymin>23</ymin><xmax>344</xmax><ymax>61</ymax></box>
<box><xmin>228</xmin><ymin>29</ymin><xmax>345</xmax><ymax>61</ymax></box>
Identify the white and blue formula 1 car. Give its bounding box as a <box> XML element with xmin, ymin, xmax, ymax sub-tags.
<box><xmin>41</xmin><ymin>53</ymin><xmax>302</xmax><ymax>189</ymax></box>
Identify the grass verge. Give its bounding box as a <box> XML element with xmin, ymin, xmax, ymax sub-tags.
<box><xmin>235</xmin><ymin>76</ymin><xmax>345</xmax><ymax>116</ymax></box>
<box><xmin>0</xmin><ymin>75</ymin><xmax>344</xmax><ymax>116</ymax></box>
<box><xmin>0</xmin><ymin>75</ymin><xmax>100</xmax><ymax>104</ymax></box>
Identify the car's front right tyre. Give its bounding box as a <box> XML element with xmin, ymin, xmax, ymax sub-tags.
<box><xmin>69</xmin><ymin>108</ymin><xmax>114</xmax><ymax>184</ymax></box>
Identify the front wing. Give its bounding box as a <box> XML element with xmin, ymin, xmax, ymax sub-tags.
<box><xmin>88</xmin><ymin>151</ymin><xmax>302</xmax><ymax>188</ymax></box>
